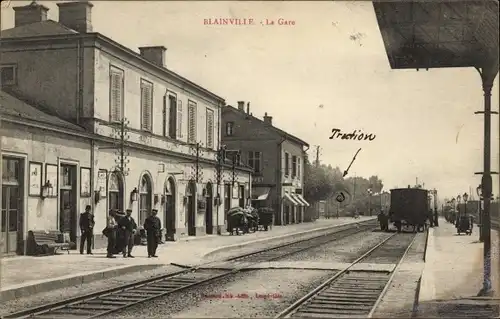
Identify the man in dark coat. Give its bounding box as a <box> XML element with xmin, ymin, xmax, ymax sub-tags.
<box><xmin>144</xmin><ymin>209</ymin><xmax>162</xmax><ymax>258</ymax></box>
<box><xmin>79</xmin><ymin>205</ymin><xmax>95</xmax><ymax>254</ymax></box>
<box><xmin>118</xmin><ymin>209</ymin><xmax>137</xmax><ymax>258</ymax></box>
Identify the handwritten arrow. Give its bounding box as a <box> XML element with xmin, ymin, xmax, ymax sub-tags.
<box><xmin>343</xmin><ymin>148</ymin><xmax>362</xmax><ymax>177</ymax></box>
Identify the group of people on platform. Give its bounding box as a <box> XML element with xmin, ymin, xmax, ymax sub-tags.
<box><xmin>78</xmin><ymin>205</ymin><xmax>162</xmax><ymax>259</ymax></box>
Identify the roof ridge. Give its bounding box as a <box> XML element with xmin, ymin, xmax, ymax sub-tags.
<box><xmin>223</xmin><ymin>105</ymin><xmax>309</xmax><ymax>146</ymax></box>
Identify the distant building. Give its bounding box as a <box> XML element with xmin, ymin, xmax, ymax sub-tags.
<box><xmin>0</xmin><ymin>1</ymin><xmax>252</xmax><ymax>254</ymax></box>
<box><xmin>221</xmin><ymin>101</ymin><xmax>310</xmax><ymax>225</ymax></box>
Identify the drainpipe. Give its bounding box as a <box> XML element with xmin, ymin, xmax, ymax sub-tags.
<box><xmin>75</xmin><ymin>38</ymin><xmax>84</xmax><ymax>125</ymax></box>
<box><xmin>302</xmin><ymin>145</ymin><xmax>310</xmax><ymax>222</ymax></box>
<box><xmin>90</xmin><ymin>139</ymin><xmax>95</xmax><ymax>249</ymax></box>
<box><xmin>276</xmin><ymin>137</ymin><xmax>286</xmax><ymax>225</ymax></box>
<box><xmin>216</xmin><ymin>101</ymin><xmax>222</xmax><ymax>235</ymax></box>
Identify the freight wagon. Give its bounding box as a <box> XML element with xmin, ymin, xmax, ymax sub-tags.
<box><xmin>389</xmin><ymin>187</ymin><xmax>429</xmax><ymax>232</ymax></box>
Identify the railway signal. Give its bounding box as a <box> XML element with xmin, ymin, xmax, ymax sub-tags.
<box><xmin>335</xmin><ymin>192</ymin><xmax>346</xmax><ymax>203</ymax></box>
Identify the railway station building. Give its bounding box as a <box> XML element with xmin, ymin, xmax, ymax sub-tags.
<box><xmin>221</xmin><ymin>102</ymin><xmax>310</xmax><ymax>226</ymax></box>
<box><xmin>0</xmin><ymin>1</ymin><xmax>252</xmax><ymax>255</ymax></box>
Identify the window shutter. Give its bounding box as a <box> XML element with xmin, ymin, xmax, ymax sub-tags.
<box><xmin>177</xmin><ymin>100</ymin><xmax>183</xmax><ymax>138</ymax></box>
<box><xmin>110</xmin><ymin>71</ymin><xmax>123</xmax><ymax>122</ymax></box>
<box><xmin>141</xmin><ymin>82</ymin><xmax>152</xmax><ymax>131</ymax></box>
<box><xmin>188</xmin><ymin>102</ymin><xmax>196</xmax><ymax>144</ymax></box>
<box><xmin>163</xmin><ymin>96</ymin><xmax>167</xmax><ymax>136</ymax></box>
<box><xmin>206</xmin><ymin>109</ymin><xmax>214</xmax><ymax>148</ymax></box>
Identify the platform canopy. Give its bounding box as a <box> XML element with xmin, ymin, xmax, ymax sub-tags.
<box><xmin>373</xmin><ymin>0</ymin><xmax>499</xmax><ymax>70</ymax></box>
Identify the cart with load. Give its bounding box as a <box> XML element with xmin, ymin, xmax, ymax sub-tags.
<box><xmin>227</xmin><ymin>207</ymin><xmax>249</xmax><ymax>235</ymax></box>
<box><xmin>456</xmin><ymin>215</ymin><xmax>473</xmax><ymax>235</ymax></box>
<box><xmin>245</xmin><ymin>208</ymin><xmax>260</xmax><ymax>233</ymax></box>
<box><xmin>257</xmin><ymin>207</ymin><xmax>274</xmax><ymax>231</ymax></box>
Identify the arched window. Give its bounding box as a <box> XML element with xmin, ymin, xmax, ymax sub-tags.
<box><xmin>139</xmin><ymin>174</ymin><xmax>152</xmax><ymax>225</ymax></box>
<box><xmin>108</xmin><ymin>172</ymin><xmax>123</xmax><ymax>212</ymax></box>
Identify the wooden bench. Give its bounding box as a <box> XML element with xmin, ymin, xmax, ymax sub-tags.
<box><xmin>27</xmin><ymin>230</ymin><xmax>71</xmax><ymax>256</ymax></box>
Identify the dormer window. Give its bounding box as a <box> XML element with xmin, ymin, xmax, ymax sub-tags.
<box><xmin>226</xmin><ymin>122</ymin><xmax>234</xmax><ymax>136</ymax></box>
<box><xmin>0</xmin><ymin>65</ymin><xmax>17</xmax><ymax>86</ymax></box>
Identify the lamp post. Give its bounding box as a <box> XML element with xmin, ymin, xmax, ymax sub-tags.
<box><xmin>457</xmin><ymin>195</ymin><xmax>462</xmax><ymax>218</ymax></box>
<box><xmin>367</xmin><ymin>188</ymin><xmax>373</xmax><ymax>216</ymax></box>
<box><xmin>433</xmin><ymin>189</ymin><xmax>439</xmax><ymax>227</ymax></box>
<box><xmin>463</xmin><ymin>192</ymin><xmax>469</xmax><ymax>217</ymax></box>
<box><xmin>477</xmin><ymin>184</ymin><xmax>483</xmax><ymax>242</ymax></box>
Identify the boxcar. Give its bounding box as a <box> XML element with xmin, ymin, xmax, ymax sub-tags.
<box><xmin>389</xmin><ymin>188</ymin><xmax>429</xmax><ymax>232</ymax></box>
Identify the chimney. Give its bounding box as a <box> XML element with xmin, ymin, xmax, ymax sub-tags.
<box><xmin>57</xmin><ymin>1</ymin><xmax>93</xmax><ymax>33</ymax></box>
<box><xmin>246</xmin><ymin>102</ymin><xmax>250</xmax><ymax>114</ymax></box>
<box><xmin>263</xmin><ymin>112</ymin><xmax>273</xmax><ymax>125</ymax></box>
<box><xmin>139</xmin><ymin>46</ymin><xmax>167</xmax><ymax>68</ymax></box>
<box><xmin>237</xmin><ymin>101</ymin><xmax>245</xmax><ymax>111</ymax></box>
<box><xmin>13</xmin><ymin>1</ymin><xmax>49</xmax><ymax>27</ymax></box>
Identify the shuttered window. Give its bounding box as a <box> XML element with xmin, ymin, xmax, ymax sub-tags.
<box><xmin>168</xmin><ymin>95</ymin><xmax>177</xmax><ymax>138</ymax></box>
<box><xmin>140</xmin><ymin>79</ymin><xmax>153</xmax><ymax>132</ymax></box>
<box><xmin>292</xmin><ymin>155</ymin><xmax>297</xmax><ymax>177</ymax></box>
<box><xmin>177</xmin><ymin>100</ymin><xmax>183</xmax><ymax>139</ymax></box>
<box><xmin>109</xmin><ymin>67</ymin><xmax>124</xmax><ymax>122</ymax></box>
<box><xmin>187</xmin><ymin>100</ymin><xmax>197</xmax><ymax>144</ymax></box>
<box><xmin>284</xmin><ymin>152</ymin><xmax>290</xmax><ymax>176</ymax></box>
<box><xmin>297</xmin><ymin>158</ymin><xmax>301</xmax><ymax>178</ymax></box>
<box><xmin>206</xmin><ymin>108</ymin><xmax>214</xmax><ymax>149</ymax></box>
<box><xmin>162</xmin><ymin>95</ymin><xmax>167</xmax><ymax>137</ymax></box>
<box><xmin>248</xmin><ymin>151</ymin><xmax>262</xmax><ymax>174</ymax></box>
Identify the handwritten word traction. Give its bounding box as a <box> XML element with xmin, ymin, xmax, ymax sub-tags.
<box><xmin>329</xmin><ymin>128</ymin><xmax>376</xmax><ymax>141</ymax></box>
<box><xmin>203</xmin><ymin>293</ymin><xmax>283</xmax><ymax>299</ymax></box>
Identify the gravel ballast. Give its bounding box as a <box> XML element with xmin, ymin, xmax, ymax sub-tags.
<box><xmin>0</xmin><ymin>265</ymin><xmax>184</xmax><ymax>316</ymax></box>
<box><xmin>99</xmin><ymin>269</ymin><xmax>336</xmax><ymax>318</ymax></box>
<box><xmin>203</xmin><ymin>221</ymin><xmax>377</xmax><ymax>262</ymax></box>
<box><xmin>280</xmin><ymin>230</ymin><xmax>390</xmax><ymax>263</ymax></box>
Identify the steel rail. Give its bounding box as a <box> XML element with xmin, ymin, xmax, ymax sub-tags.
<box><xmin>367</xmin><ymin>232</ymin><xmax>418</xmax><ymax>318</ymax></box>
<box><xmin>275</xmin><ymin>231</ymin><xmax>418</xmax><ymax>318</ymax></box>
<box><xmin>3</xmin><ymin>220</ymin><xmax>377</xmax><ymax>319</ymax></box>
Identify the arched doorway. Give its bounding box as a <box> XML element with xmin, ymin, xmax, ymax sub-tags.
<box><xmin>164</xmin><ymin>177</ymin><xmax>176</xmax><ymax>241</ymax></box>
<box><xmin>139</xmin><ymin>174</ymin><xmax>152</xmax><ymax>226</ymax></box>
<box><xmin>186</xmin><ymin>181</ymin><xmax>196</xmax><ymax>236</ymax></box>
<box><xmin>205</xmin><ymin>182</ymin><xmax>213</xmax><ymax>235</ymax></box>
<box><xmin>108</xmin><ymin>172</ymin><xmax>124</xmax><ymax>213</ymax></box>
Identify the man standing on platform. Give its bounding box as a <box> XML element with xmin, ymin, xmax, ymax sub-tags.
<box><xmin>144</xmin><ymin>209</ymin><xmax>162</xmax><ymax>258</ymax></box>
<box><xmin>79</xmin><ymin>205</ymin><xmax>95</xmax><ymax>255</ymax></box>
<box><xmin>118</xmin><ymin>209</ymin><xmax>137</xmax><ymax>258</ymax></box>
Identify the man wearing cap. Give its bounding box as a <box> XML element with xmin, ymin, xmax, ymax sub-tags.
<box><xmin>144</xmin><ymin>209</ymin><xmax>162</xmax><ymax>258</ymax></box>
<box><xmin>79</xmin><ymin>205</ymin><xmax>95</xmax><ymax>255</ymax></box>
<box><xmin>118</xmin><ymin>209</ymin><xmax>137</xmax><ymax>258</ymax></box>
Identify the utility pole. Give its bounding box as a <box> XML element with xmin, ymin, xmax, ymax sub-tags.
<box><xmin>215</xmin><ymin>146</ymin><xmax>226</xmax><ymax>235</ymax></box>
<box><xmin>352</xmin><ymin>172</ymin><xmax>357</xmax><ymax>214</ymax></box>
<box><xmin>315</xmin><ymin>146</ymin><xmax>320</xmax><ymax>167</ymax></box>
<box><xmin>433</xmin><ymin>189</ymin><xmax>439</xmax><ymax>227</ymax></box>
<box><xmin>231</xmin><ymin>151</ymin><xmax>240</xmax><ymax>186</ymax></box>
<box><xmin>189</xmin><ymin>142</ymin><xmax>204</xmax><ymax>183</ymax></box>
<box><xmin>113</xmin><ymin>119</ymin><xmax>130</xmax><ymax>176</ymax></box>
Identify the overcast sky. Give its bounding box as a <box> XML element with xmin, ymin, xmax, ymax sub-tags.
<box><xmin>1</xmin><ymin>0</ymin><xmax>499</xmax><ymax>201</ymax></box>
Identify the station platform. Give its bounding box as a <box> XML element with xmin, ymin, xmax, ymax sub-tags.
<box><xmin>417</xmin><ymin>218</ymin><xmax>500</xmax><ymax>317</ymax></box>
<box><xmin>1</xmin><ymin>217</ymin><xmax>375</xmax><ymax>301</ymax></box>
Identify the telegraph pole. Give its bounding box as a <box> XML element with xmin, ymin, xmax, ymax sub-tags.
<box><xmin>315</xmin><ymin>146</ymin><xmax>320</xmax><ymax>167</ymax></box>
<box><xmin>114</xmin><ymin>119</ymin><xmax>130</xmax><ymax>176</ymax></box>
<box><xmin>215</xmin><ymin>146</ymin><xmax>226</xmax><ymax>235</ymax></box>
<box><xmin>189</xmin><ymin>142</ymin><xmax>204</xmax><ymax>183</ymax></box>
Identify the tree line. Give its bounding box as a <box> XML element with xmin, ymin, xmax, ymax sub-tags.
<box><xmin>303</xmin><ymin>157</ymin><xmax>385</xmax><ymax>216</ymax></box>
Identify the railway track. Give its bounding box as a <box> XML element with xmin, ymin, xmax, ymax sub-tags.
<box><xmin>275</xmin><ymin>232</ymin><xmax>418</xmax><ymax>319</ymax></box>
<box><xmin>3</xmin><ymin>220</ymin><xmax>378</xmax><ymax>319</ymax></box>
